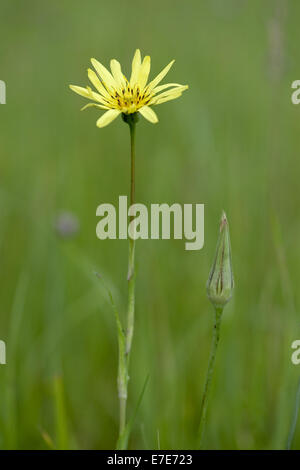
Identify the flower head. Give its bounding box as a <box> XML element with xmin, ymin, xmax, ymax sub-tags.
<box><xmin>206</xmin><ymin>212</ymin><xmax>234</xmax><ymax>309</ymax></box>
<box><xmin>69</xmin><ymin>49</ymin><xmax>188</xmax><ymax>128</ymax></box>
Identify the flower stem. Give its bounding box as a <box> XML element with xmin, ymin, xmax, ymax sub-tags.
<box><xmin>125</xmin><ymin>119</ymin><xmax>136</xmax><ymax>355</ymax></box>
<box><xmin>117</xmin><ymin>115</ymin><xmax>137</xmax><ymax>448</ymax></box>
<box><xmin>198</xmin><ymin>306</ymin><xmax>223</xmax><ymax>448</ymax></box>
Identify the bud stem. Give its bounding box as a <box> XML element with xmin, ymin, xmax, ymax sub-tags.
<box><xmin>198</xmin><ymin>306</ymin><xmax>223</xmax><ymax>448</ymax></box>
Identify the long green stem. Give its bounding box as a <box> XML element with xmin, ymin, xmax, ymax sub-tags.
<box><xmin>198</xmin><ymin>306</ymin><xmax>223</xmax><ymax>448</ymax></box>
<box><xmin>125</xmin><ymin>120</ymin><xmax>136</xmax><ymax>356</ymax></box>
<box><xmin>117</xmin><ymin>116</ymin><xmax>137</xmax><ymax>447</ymax></box>
<box><xmin>286</xmin><ymin>377</ymin><xmax>300</xmax><ymax>450</ymax></box>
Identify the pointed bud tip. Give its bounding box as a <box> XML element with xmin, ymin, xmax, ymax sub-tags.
<box><xmin>220</xmin><ymin>211</ymin><xmax>228</xmax><ymax>231</ymax></box>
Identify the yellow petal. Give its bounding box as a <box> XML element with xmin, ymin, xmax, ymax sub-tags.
<box><xmin>69</xmin><ymin>85</ymin><xmax>92</xmax><ymax>98</ymax></box>
<box><xmin>138</xmin><ymin>106</ymin><xmax>158</xmax><ymax>123</ymax></box>
<box><xmin>152</xmin><ymin>91</ymin><xmax>183</xmax><ymax>105</ymax></box>
<box><xmin>69</xmin><ymin>85</ymin><xmax>105</xmax><ymax>104</ymax></box>
<box><xmin>151</xmin><ymin>85</ymin><xmax>188</xmax><ymax>104</ymax></box>
<box><xmin>137</xmin><ymin>55</ymin><xmax>151</xmax><ymax>90</ymax></box>
<box><xmin>110</xmin><ymin>59</ymin><xmax>126</xmax><ymax>89</ymax></box>
<box><xmin>152</xmin><ymin>83</ymin><xmax>182</xmax><ymax>94</ymax></box>
<box><xmin>146</xmin><ymin>60</ymin><xmax>175</xmax><ymax>92</ymax></box>
<box><xmin>81</xmin><ymin>103</ymin><xmax>109</xmax><ymax>111</ymax></box>
<box><xmin>91</xmin><ymin>58</ymin><xmax>117</xmax><ymax>91</ymax></box>
<box><xmin>96</xmin><ymin>109</ymin><xmax>121</xmax><ymax>128</ymax></box>
<box><xmin>88</xmin><ymin>69</ymin><xmax>111</xmax><ymax>99</ymax></box>
<box><xmin>130</xmin><ymin>49</ymin><xmax>141</xmax><ymax>86</ymax></box>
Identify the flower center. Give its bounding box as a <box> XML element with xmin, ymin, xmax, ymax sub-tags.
<box><xmin>113</xmin><ymin>84</ymin><xmax>151</xmax><ymax>114</ymax></box>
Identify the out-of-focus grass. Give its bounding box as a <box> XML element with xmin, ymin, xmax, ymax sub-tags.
<box><xmin>0</xmin><ymin>0</ymin><xmax>299</xmax><ymax>449</ymax></box>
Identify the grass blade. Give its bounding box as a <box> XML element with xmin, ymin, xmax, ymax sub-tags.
<box><xmin>286</xmin><ymin>378</ymin><xmax>300</xmax><ymax>449</ymax></box>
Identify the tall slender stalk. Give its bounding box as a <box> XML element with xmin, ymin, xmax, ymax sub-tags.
<box><xmin>117</xmin><ymin>114</ymin><xmax>137</xmax><ymax>448</ymax></box>
<box><xmin>125</xmin><ymin>119</ymin><xmax>136</xmax><ymax>356</ymax></box>
<box><xmin>198</xmin><ymin>306</ymin><xmax>223</xmax><ymax>448</ymax></box>
<box><xmin>200</xmin><ymin>212</ymin><xmax>234</xmax><ymax>448</ymax></box>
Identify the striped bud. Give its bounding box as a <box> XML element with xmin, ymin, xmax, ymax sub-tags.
<box><xmin>207</xmin><ymin>212</ymin><xmax>234</xmax><ymax>309</ymax></box>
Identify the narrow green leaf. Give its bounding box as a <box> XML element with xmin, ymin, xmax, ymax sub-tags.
<box><xmin>53</xmin><ymin>375</ymin><xmax>69</xmax><ymax>450</ymax></box>
<box><xmin>287</xmin><ymin>378</ymin><xmax>300</xmax><ymax>450</ymax></box>
<box><xmin>117</xmin><ymin>374</ymin><xmax>150</xmax><ymax>450</ymax></box>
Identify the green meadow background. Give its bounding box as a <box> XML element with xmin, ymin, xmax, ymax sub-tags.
<box><xmin>0</xmin><ymin>0</ymin><xmax>299</xmax><ymax>450</ymax></box>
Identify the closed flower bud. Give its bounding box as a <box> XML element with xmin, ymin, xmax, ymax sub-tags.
<box><xmin>206</xmin><ymin>211</ymin><xmax>234</xmax><ymax>308</ymax></box>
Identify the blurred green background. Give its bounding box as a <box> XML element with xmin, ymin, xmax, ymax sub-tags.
<box><xmin>0</xmin><ymin>0</ymin><xmax>299</xmax><ymax>450</ymax></box>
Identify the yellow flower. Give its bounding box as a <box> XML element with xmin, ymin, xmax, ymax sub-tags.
<box><xmin>69</xmin><ymin>49</ymin><xmax>188</xmax><ymax>128</ymax></box>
